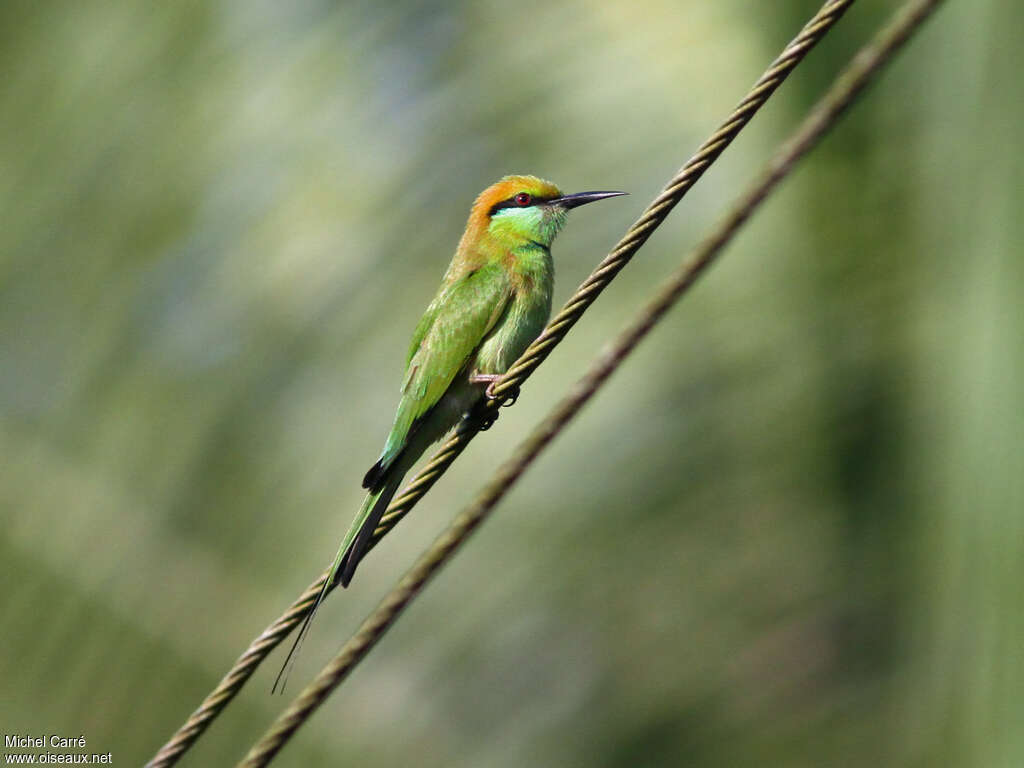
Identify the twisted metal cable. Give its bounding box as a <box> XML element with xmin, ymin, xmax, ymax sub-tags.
<box><xmin>146</xmin><ymin>2</ymin><xmax>854</xmax><ymax>765</ymax></box>
<box><xmin>237</xmin><ymin>0</ymin><xmax>944</xmax><ymax>763</ymax></box>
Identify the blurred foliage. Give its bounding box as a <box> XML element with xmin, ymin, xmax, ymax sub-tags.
<box><xmin>2</xmin><ymin>0</ymin><xmax>1021</xmax><ymax>765</ymax></box>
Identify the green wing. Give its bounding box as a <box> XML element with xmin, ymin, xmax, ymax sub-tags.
<box><xmin>377</xmin><ymin>263</ymin><xmax>511</xmax><ymax>473</ymax></box>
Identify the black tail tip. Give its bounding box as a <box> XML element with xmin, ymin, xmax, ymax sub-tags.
<box><xmin>338</xmin><ymin>552</ymin><xmax>356</xmax><ymax>588</ymax></box>
<box><xmin>362</xmin><ymin>460</ymin><xmax>384</xmax><ymax>491</ymax></box>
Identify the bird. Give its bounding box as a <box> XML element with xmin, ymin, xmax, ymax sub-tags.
<box><xmin>274</xmin><ymin>175</ymin><xmax>625</xmax><ymax>691</ymax></box>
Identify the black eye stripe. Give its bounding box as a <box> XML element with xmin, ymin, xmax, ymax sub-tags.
<box><xmin>488</xmin><ymin>194</ymin><xmax>554</xmax><ymax>216</ymax></box>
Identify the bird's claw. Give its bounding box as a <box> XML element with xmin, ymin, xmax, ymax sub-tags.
<box><xmin>485</xmin><ymin>381</ymin><xmax>520</xmax><ymax>408</ymax></box>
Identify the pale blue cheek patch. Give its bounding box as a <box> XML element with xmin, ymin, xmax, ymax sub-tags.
<box><xmin>489</xmin><ymin>206</ymin><xmax>568</xmax><ymax>246</ymax></box>
<box><xmin>489</xmin><ymin>206</ymin><xmax>543</xmax><ymax>232</ymax></box>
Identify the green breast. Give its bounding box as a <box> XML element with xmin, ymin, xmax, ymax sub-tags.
<box><xmin>476</xmin><ymin>245</ymin><xmax>553</xmax><ymax>374</ymax></box>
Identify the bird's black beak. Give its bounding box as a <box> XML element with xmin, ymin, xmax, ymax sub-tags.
<box><xmin>552</xmin><ymin>190</ymin><xmax>628</xmax><ymax>209</ymax></box>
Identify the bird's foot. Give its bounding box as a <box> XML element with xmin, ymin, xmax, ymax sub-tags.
<box><xmin>470</xmin><ymin>373</ymin><xmax>519</xmax><ymax>407</ymax></box>
<box><xmin>485</xmin><ymin>380</ymin><xmax>520</xmax><ymax>407</ymax></box>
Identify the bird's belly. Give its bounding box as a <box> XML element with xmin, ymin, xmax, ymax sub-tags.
<box><xmin>437</xmin><ymin>379</ymin><xmax>480</xmax><ymax>424</ymax></box>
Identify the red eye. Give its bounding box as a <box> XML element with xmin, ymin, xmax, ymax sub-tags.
<box><xmin>514</xmin><ymin>192</ymin><xmax>532</xmax><ymax>207</ymax></box>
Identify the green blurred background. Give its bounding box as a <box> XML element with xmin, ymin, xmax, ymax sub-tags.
<box><xmin>3</xmin><ymin>0</ymin><xmax>1021</xmax><ymax>765</ymax></box>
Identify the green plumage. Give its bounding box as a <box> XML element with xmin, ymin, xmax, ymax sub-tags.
<box><xmin>380</xmin><ymin>262</ymin><xmax>513</xmax><ymax>475</ymax></box>
<box><xmin>274</xmin><ymin>175</ymin><xmax>624</xmax><ymax>690</ymax></box>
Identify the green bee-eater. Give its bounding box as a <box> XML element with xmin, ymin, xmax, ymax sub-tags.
<box><xmin>276</xmin><ymin>175</ymin><xmax>624</xmax><ymax>688</ymax></box>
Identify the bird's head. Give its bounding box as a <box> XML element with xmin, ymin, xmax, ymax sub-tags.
<box><xmin>469</xmin><ymin>174</ymin><xmax>626</xmax><ymax>250</ymax></box>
